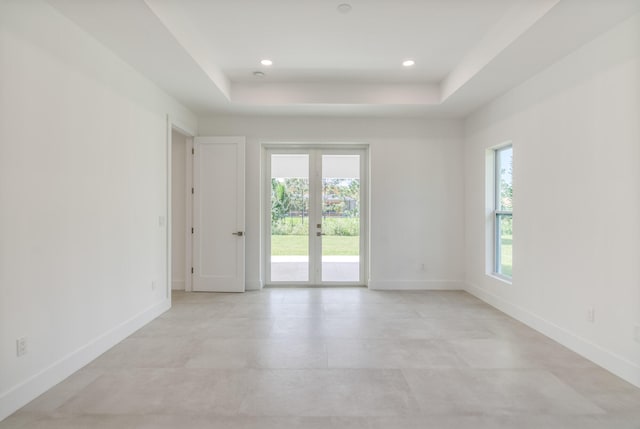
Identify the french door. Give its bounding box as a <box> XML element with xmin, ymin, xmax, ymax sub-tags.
<box><xmin>266</xmin><ymin>147</ymin><xmax>367</xmax><ymax>286</ymax></box>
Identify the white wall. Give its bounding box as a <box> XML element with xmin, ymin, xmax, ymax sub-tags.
<box><xmin>198</xmin><ymin>116</ymin><xmax>465</xmax><ymax>291</ymax></box>
<box><xmin>0</xmin><ymin>0</ymin><xmax>196</xmax><ymax>419</ymax></box>
<box><xmin>463</xmin><ymin>14</ymin><xmax>640</xmax><ymax>387</ymax></box>
<box><xmin>171</xmin><ymin>130</ymin><xmax>187</xmax><ymax>290</ymax></box>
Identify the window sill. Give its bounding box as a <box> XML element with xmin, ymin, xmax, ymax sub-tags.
<box><xmin>487</xmin><ymin>273</ymin><xmax>512</xmax><ymax>285</ymax></box>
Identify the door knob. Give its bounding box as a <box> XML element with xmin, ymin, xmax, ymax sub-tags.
<box><xmin>232</xmin><ymin>231</ymin><xmax>244</xmax><ymax>236</ymax></box>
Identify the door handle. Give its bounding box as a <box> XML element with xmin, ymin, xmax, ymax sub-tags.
<box><xmin>232</xmin><ymin>231</ymin><xmax>244</xmax><ymax>237</ymax></box>
<box><xmin>316</xmin><ymin>232</ymin><xmax>325</xmax><ymax>236</ymax></box>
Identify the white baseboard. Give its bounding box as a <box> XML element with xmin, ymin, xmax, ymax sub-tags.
<box><xmin>465</xmin><ymin>283</ymin><xmax>640</xmax><ymax>389</ymax></box>
<box><xmin>368</xmin><ymin>280</ymin><xmax>464</xmax><ymax>290</ymax></box>
<box><xmin>0</xmin><ymin>299</ymin><xmax>171</xmax><ymax>421</ymax></box>
<box><xmin>245</xmin><ymin>280</ymin><xmax>263</xmax><ymax>291</ymax></box>
<box><xmin>171</xmin><ymin>280</ymin><xmax>185</xmax><ymax>290</ymax></box>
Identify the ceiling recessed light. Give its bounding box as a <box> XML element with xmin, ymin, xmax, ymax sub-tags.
<box><xmin>260</xmin><ymin>59</ymin><xmax>273</xmax><ymax>66</ymax></box>
<box><xmin>337</xmin><ymin>3</ymin><xmax>352</xmax><ymax>14</ymax></box>
<box><xmin>253</xmin><ymin>71</ymin><xmax>265</xmax><ymax>78</ymax></box>
<box><xmin>402</xmin><ymin>59</ymin><xmax>416</xmax><ymax>67</ymax></box>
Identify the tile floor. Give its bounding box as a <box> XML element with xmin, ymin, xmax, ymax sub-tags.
<box><xmin>3</xmin><ymin>288</ymin><xmax>640</xmax><ymax>428</ymax></box>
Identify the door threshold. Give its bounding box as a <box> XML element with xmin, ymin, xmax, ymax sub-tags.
<box><xmin>264</xmin><ymin>284</ymin><xmax>367</xmax><ymax>289</ymax></box>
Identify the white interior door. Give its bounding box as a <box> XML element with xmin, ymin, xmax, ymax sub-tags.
<box><xmin>193</xmin><ymin>136</ymin><xmax>245</xmax><ymax>292</ymax></box>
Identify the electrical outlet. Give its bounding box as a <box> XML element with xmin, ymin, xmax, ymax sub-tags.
<box><xmin>586</xmin><ymin>307</ymin><xmax>595</xmax><ymax>323</ymax></box>
<box><xmin>420</xmin><ymin>263</ymin><xmax>426</xmax><ymax>271</ymax></box>
<box><xmin>634</xmin><ymin>324</ymin><xmax>640</xmax><ymax>344</ymax></box>
<box><xmin>151</xmin><ymin>280</ymin><xmax>156</xmax><ymax>291</ymax></box>
<box><xmin>16</xmin><ymin>337</ymin><xmax>27</xmax><ymax>357</ymax></box>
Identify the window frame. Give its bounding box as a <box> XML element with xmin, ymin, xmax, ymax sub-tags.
<box><xmin>493</xmin><ymin>144</ymin><xmax>513</xmax><ymax>279</ymax></box>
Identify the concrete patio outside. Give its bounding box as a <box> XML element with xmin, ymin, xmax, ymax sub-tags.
<box><xmin>271</xmin><ymin>255</ymin><xmax>360</xmax><ymax>282</ymax></box>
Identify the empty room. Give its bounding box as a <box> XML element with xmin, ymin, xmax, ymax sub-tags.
<box><xmin>1</xmin><ymin>0</ymin><xmax>640</xmax><ymax>428</ymax></box>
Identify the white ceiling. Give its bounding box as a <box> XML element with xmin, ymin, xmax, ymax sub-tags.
<box><xmin>47</xmin><ymin>0</ymin><xmax>640</xmax><ymax>117</ymax></box>
<box><xmin>148</xmin><ymin>0</ymin><xmax>514</xmax><ymax>84</ymax></box>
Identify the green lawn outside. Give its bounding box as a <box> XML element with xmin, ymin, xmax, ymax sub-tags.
<box><xmin>271</xmin><ymin>235</ymin><xmax>359</xmax><ymax>256</ymax></box>
<box><xmin>501</xmin><ymin>236</ymin><xmax>512</xmax><ymax>277</ymax></box>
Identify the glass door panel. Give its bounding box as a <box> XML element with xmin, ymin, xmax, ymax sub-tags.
<box><xmin>270</xmin><ymin>154</ymin><xmax>309</xmax><ymax>282</ymax></box>
<box><xmin>320</xmin><ymin>155</ymin><xmax>360</xmax><ymax>282</ymax></box>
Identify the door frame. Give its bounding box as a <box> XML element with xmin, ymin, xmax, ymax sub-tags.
<box><xmin>262</xmin><ymin>143</ymin><xmax>369</xmax><ymax>287</ymax></box>
<box><xmin>167</xmin><ymin>116</ymin><xmax>196</xmax><ymax>298</ymax></box>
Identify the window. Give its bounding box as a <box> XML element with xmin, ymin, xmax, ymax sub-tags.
<box><xmin>494</xmin><ymin>145</ymin><xmax>513</xmax><ymax>278</ymax></box>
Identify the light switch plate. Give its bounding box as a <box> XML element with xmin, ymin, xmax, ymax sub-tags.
<box><xmin>16</xmin><ymin>337</ymin><xmax>27</xmax><ymax>357</ymax></box>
